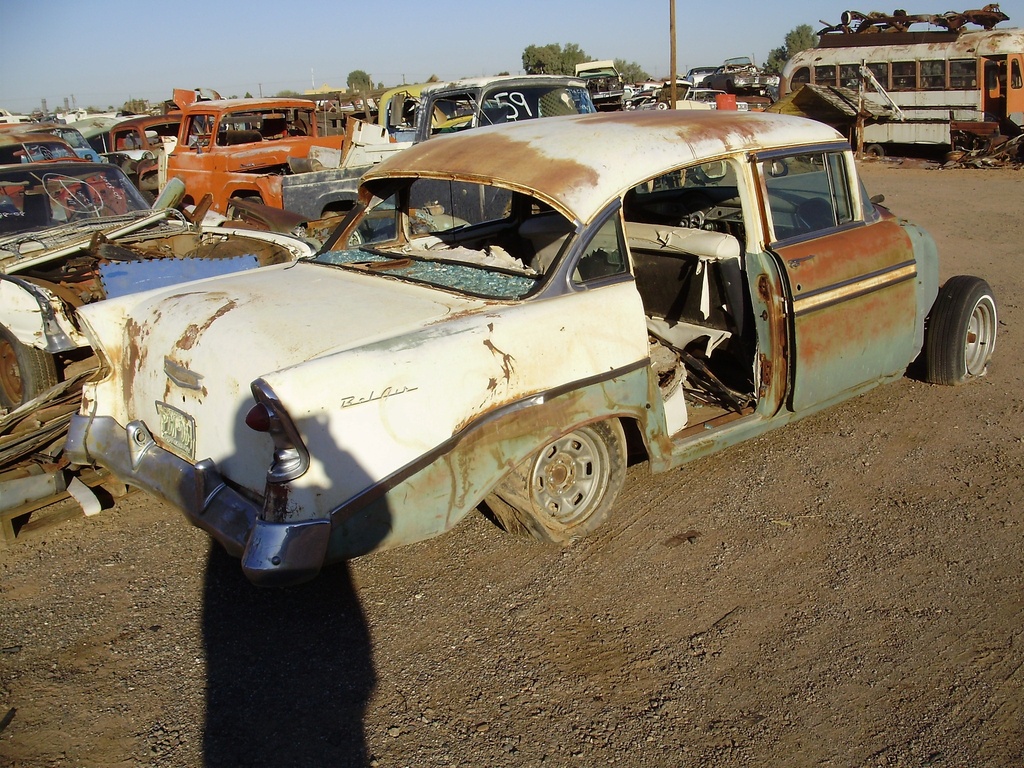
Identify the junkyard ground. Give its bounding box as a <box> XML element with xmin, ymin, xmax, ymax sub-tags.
<box><xmin>1</xmin><ymin>161</ymin><xmax>1022</xmax><ymax>768</ymax></box>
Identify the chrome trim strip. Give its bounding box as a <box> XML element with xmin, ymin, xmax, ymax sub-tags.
<box><xmin>163</xmin><ymin>356</ymin><xmax>203</xmax><ymax>390</ymax></box>
<box><xmin>793</xmin><ymin>261</ymin><xmax>917</xmax><ymax>317</ymax></box>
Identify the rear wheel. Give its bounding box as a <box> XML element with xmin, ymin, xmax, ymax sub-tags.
<box><xmin>864</xmin><ymin>143</ymin><xmax>886</xmax><ymax>158</ymax></box>
<box><xmin>0</xmin><ymin>325</ymin><xmax>58</xmax><ymax>410</ymax></box>
<box><xmin>924</xmin><ymin>275</ymin><xmax>997</xmax><ymax>385</ymax></box>
<box><xmin>484</xmin><ymin>420</ymin><xmax>627</xmax><ymax>545</ymax></box>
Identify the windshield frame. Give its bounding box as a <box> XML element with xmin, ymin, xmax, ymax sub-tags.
<box><xmin>0</xmin><ymin>162</ymin><xmax>154</xmax><ymax>238</ymax></box>
<box><xmin>308</xmin><ymin>175</ymin><xmax>580</xmax><ymax>301</ymax></box>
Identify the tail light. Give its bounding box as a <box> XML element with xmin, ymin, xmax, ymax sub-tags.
<box><xmin>246</xmin><ymin>379</ymin><xmax>309</xmax><ymax>483</ymax></box>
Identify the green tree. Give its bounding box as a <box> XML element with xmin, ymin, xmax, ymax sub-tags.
<box><xmin>347</xmin><ymin>70</ymin><xmax>373</xmax><ymax>92</ymax></box>
<box><xmin>522</xmin><ymin>43</ymin><xmax>590</xmax><ymax>75</ymax></box>
<box><xmin>764</xmin><ymin>24</ymin><xmax>818</xmax><ymax>74</ymax></box>
<box><xmin>615</xmin><ymin>59</ymin><xmax>650</xmax><ymax>84</ymax></box>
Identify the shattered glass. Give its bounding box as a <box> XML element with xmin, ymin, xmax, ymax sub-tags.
<box><xmin>314</xmin><ymin>248</ymin><xmax>538</xmax><ymax>300</ymax></box>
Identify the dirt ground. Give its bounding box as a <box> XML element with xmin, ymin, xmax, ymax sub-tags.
<box><xmin>1</xmin><ymin>160</ymin><xmax>1022</xmax><ymax>768</ymax></box>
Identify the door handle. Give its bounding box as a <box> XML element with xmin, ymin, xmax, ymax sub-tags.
<box><xmin>788</xmin><ymin>254</ymin><xmax>816</xmax><ymax>269</ymax></box>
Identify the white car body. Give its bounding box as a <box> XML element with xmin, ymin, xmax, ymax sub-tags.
<box><xmin>66</xmin><ymin>111</ymin><xmax>994</xmax><ymax>586</ymax></box>
<box><xmin>0</xmin><ymin>161</ymin><xmax>313</xmax><ymax>411</ymax></box>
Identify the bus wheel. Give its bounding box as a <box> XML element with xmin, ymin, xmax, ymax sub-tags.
<box><xmin>864</xmin><ymin>144</ymin><xmax>885</xmax><ymax>158</ymax></box>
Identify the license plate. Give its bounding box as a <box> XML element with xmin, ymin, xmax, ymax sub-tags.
<box><xmin>156</xmin><ymin>401</ymin><xmax>196</xmax><ymax>460</ymax></box>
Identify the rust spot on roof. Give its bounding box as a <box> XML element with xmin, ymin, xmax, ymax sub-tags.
<box><xmin>384</xmin><ymin>130</ymin><xmax>600</xmax><ymax>200</ymax></box>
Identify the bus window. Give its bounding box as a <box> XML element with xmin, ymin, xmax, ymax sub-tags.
<box><xmin>814</xmin><ymin>65</ymin><xmax>837</xmax><ymax>85</ymax></box>
<box><xmin>921</xmin><ymin>60</ymin><xmax>946</xmax><ymax>89</ymax></box>
<box><xmin>1012</xmin><ymin>58</ymin><xmax>1022</xmax><ymax>89</ymax></box>
<box><xmin>892</xmin><ymin>61</ymin><xmax>916</xmax><ymax>90</ymax></box>
<box><xmin>949</xmin><ymin>59</ymin><xmax>978</xmax><ymax>89</ymax></box>
<box><xmin>866</xmin><ymin>62</ymin><xmax>889</xmax><ymax>88</ymax></box>
<box><xmin>791</xmin><ymin>67</ymin><xmax>810</xmax><ymax>85</ymax></box>
<box><xmin>839</xmin><ymin>64</ymin><xmax>860</xmax><ymax>87</ymax></box>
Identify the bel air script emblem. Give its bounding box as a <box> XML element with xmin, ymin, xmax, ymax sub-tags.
<box><xmin>340</xmin><ymin>385</ymin><xmax>418</xmax><ymax>409</ymax></box>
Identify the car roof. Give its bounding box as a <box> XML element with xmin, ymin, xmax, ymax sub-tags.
<box><xmin>110</xmin><ymin>114</ymin><xmax>181</xmax><ymax>129</ymax></box>
<box><xmin>422</xmin><ymin>74</ymin><xmax>587</xmax><ymax>94</ymax></box>
<box><xmin>364</xmin><ymin>110</ymin><xmax>844</xmax><ymax>224</ymax></box>
<box><xmin>0</xmin><ymin>159</ymin><xmax>114</xmax><ymax>175</ymax></box>
<box><xmin>182</xmin><ymin>98</ymin><xmax>315</xmax><ymax>111</ymax></box>
<box><xmin>0</xmin><ymin>130</ymin><xmax>73</xmax><ymax>146</ymax></box>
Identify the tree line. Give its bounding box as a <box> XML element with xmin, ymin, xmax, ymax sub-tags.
<box><xmin>272</xmin><ymin>24</ymin><xmax>818</xmax><ymax>101</ymax></box>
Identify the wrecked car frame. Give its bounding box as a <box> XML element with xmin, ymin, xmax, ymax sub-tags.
<box><xmin>0</xmin><ymin>161</ymin><xmax>313</xmax><ymax>412</ymax></box>
<box><xmin>66</xmin><ymin>111</ymin><xmax>997</xmax><ymax>586</ymax></box>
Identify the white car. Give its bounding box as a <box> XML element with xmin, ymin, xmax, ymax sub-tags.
<box><xmin>67</xmin><ymin>111</ymin><xmax>996</xmax><ymax>586</ymax></box>
<box><xmin>0</xmin><ymin>161</ymin><xmax>314</xmax><ymax>411</ymax></box>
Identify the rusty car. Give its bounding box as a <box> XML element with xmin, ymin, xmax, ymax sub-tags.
<box><xmin>0</xmin><ymin>160</ymin><xmax>313</xmax><ymax>412</ymax></box>
<box><xmin>574</xmin><ymin>60</ymin><xmax>626</xmax><ymax>110</ymax></box>
<box><xmin>1</xmin><ymin>123</ymin><xmax>106</xmax><ymax>163</ymax></box>
<box><xmin>0</xmin><ymin>130</ymin><xmax>81</xmax><ymax>165</ymax></box>
<box><xmin>166</xmin><ymin>96</ymin><xmax>345</xmax><ymax>214</ymax></box>
<box><xmin>65</xmin><ymin>110</ymin><xmax>996</xmax><ymax>586</ymax></box>
<box><xmin>705</xmin><ymin>56</ymin><xmax>781</xmax><ymax>99</ymax></box>
<box><xmin>97</xmin><ymin>114</ymin><xmax>182</xmax><ymax>199</ymax></box>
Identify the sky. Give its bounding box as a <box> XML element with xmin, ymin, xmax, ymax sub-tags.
<box><xmin>3</xmin><ymin>0</ymin><xmax>1024</xmax><ymax>114</ymax></box>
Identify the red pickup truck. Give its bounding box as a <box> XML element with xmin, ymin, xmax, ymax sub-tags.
<box><xmin>167</xmin><ymin>96</ymin><xmax>345</xmax><ymax>214</ymax></box>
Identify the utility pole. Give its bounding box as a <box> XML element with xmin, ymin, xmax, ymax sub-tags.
<box><xmin>669</xmin><ymin>0</ymin><xmax>677</xmax><ymax>109</ymax></box>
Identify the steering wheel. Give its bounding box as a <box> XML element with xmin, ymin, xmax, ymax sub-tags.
<box><xmin>44</xmin><ymin>174</ymin><xmax>103</xmax><ymax>218</ymax></box>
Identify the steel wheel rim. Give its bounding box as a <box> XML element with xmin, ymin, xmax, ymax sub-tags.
<box><xmin>530</xmin><ymin>428</ymin><xmax>609</xmax><ymax>527</ymax></box>
<box><xmin>965</xmin><ymin>296</ymin><xmax>997</xmax><ymax>376</ymax></box>
<box><xmin>0</xmin><ymin>337</ymin><xmax>22</xmax><ymax>404</ymax></box>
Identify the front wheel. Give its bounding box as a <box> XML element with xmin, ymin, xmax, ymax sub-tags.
<box><xmin>924</xmin><ymin>275</ymin><xmax>997</xmax><ymax>385</ymax></box>
<box><xmin>484</xmin><ymin>420</ymin><xmax>627</xmax><ymax>545</ymax></box>
<box><xmin>0</xmin><ymin>325</ymin><xmax>58</xmax><ymax>410</ymax></box>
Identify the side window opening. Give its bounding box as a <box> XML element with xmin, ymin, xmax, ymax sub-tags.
<box><xmin>571</xmin><ymin>214</ymin><xmax>626</xmax><ymax>284</ymax></box>
<box><xmin>762</xmin><ymin>150</ymin><xmax>856</xmax><ymax>242</ymax></box>
<box><xmin>920</xmin><ymin>59</ymin><xmax>946</xmax><ymax>90</ymax></box>
<box><xmin>839</xmin><ymin>64</ymin><xmax>861</xmax><ymax>88</ymax></box>
<box><xmin>814</xmin><ymin>65</ymin><xmax>838</xmax><ymax>86</ymax></box>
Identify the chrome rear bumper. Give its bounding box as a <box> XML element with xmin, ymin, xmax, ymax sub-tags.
<box><xmin>66</xmin><ymin>414</ymin><xmax>330</xmax><ymax>586</ymax></box>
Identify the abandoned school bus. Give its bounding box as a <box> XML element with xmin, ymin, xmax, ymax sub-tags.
<box><xmin>780</xmin><ymin>6</ymin><xmax>1024</xmax><ymax>154</ymax></box>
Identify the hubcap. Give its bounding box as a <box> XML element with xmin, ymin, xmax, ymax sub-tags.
<box><xmin>965</xmin><ymin>297</ymin><xmax>997</xmax><ymax>376</ymax></box>
<box><xmin>530</xmin><ymin>429</ymin><xmax>608</xmax><ymax>527</ymax></box>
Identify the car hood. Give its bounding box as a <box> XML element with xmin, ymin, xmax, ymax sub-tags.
<box><xmin>0</xmin><ymin>211</ymin><xmax>179</xmax><ymax>272</ymax></box>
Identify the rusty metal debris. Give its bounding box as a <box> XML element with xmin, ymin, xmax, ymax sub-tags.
<box><xmin>0</xmin><ymin>362</ymin><xmax>112</xmax><ymax>543</ymax></box>
<box><xmin>941</xmin><ymin>133</ymin><xmax>1024</xmax><ymax>167</ymax></box>
<box><xmin>818</xmin><ymin>5</ymin><xmax>1010</xmax><ymax>35</ymax></box>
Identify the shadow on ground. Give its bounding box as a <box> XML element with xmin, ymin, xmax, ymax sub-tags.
<box><xmin>201</xmin><ymin>545</ymin><xmax>375</xmax><ymax>767</ymax></box>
